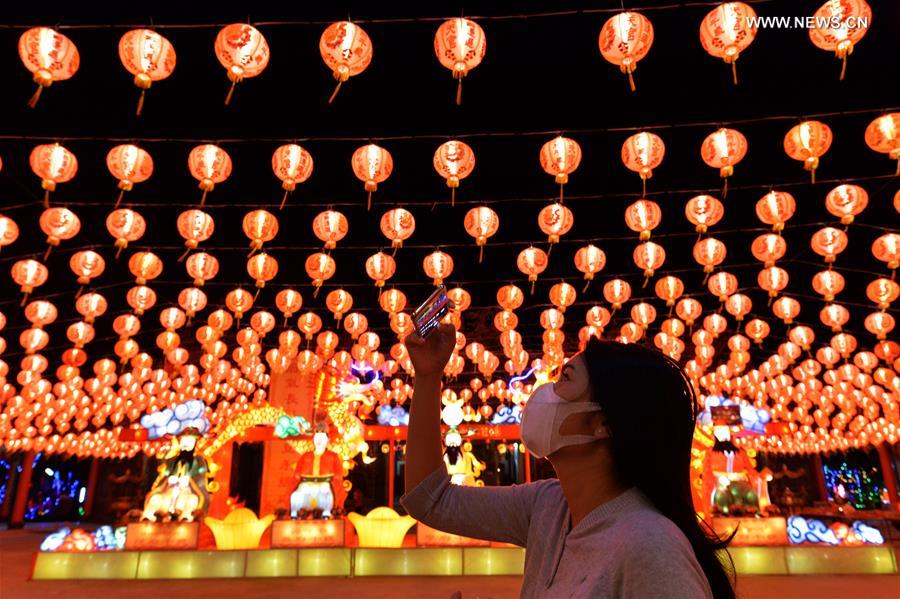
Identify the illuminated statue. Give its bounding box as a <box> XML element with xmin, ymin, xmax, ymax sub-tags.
<box><xmin>290</xmin><ymin>429</ymin><xmax>341</xmax><ymax>519</ymax></box>
<box><xmin>141</xmin><ymin>428</ymin><xmax>212</xmax><ymax>522</ymax></box>
<box><xmin>443</xmin><ymin>429</ymin><xmax>485</xmax><ymax>487</ymax></box>
<box><xmin>707</xmin><ymin>425</ymin><xmax>759</xmax><ymax>516</ymax></box>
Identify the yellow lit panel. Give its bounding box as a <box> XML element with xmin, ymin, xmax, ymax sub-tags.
<box><xmin>354</xmin><ymin>548</ymin><xmax>463</xmax><ymax>576</ymax></box>
<box><xmin>729</xmin><ymin>547</ymin><xmax>787</xmax><ymax>574</ymax></box>
<box><xmin>785</xmin><ymin>546</ymin><xmax>897</xmax><ymax>575</ymax></box>
<box><xmin>298</xmin><ymin>548</ymin><xmax>352</xmax><ymax>576</ymax></box>
<box><xmin>463</xmin><ymin>547</ymin><xmax>526</xmax><ymax>575</ymax></box>
<box><xmin>136</xmin><ymin>550</ymin><xmax>246</xmax><ymax>579</ymax></box>
<box><xmin>32</xmin><ymin>552</ymin><xmax>140</xmax><ymax>580</ymax></box>
<box><xmin>245</xmin><ymin>548</ymin><xmax>298</xmax><ymax>577</ymax></box>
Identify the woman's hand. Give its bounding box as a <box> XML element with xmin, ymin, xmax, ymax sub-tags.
<box><xmin>406</xmin><ymin>322</ymin><xmax>456</xmax><ymax>380</ymax></box>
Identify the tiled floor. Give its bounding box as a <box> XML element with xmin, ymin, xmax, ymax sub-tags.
<box><xmin>2</xmin><ymin>526</ymin><xmax>898</xmax><ymax>599</ymax></box>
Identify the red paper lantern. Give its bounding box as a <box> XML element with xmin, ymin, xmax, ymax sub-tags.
<box><xmin>18</xmin><ymin>27</ymin><xmax>79</xmax><ymax>107</ymax></box>
<box><xmin>864</xmin><ymin>312</ymin><xmax>894</xmax><ymax>340</ymax></box>
<box><xmin>693</xmin><ymin>237</ymin><xmax>727</xmax><ymax>273</ymax></box>
<box><xmin>810</xmin><ymin>227</ymin><xmax>848</xmax><ymax>263</ymax></box>
<box><xmin>434</xmin><ymin>18</ymin><xmax>486</xmax><ymax>104</ymax></box>
<box><xmin>820</xmin><ymin>303</ymin><xmax>850</xmax><ymax>332</ymax></box>
<box><xmin>39</xmin><ymin>207</ymin><xmax>80</xmax><ymax>251</ymax></box>
<box><xmin>225</xmin><ymin>288</ymin><xmax>254</xmax><ymax>320</ymax></box>
<box><xmin>30</xmin><ymin>143</ymin><xmax>77</xmax><ymax>206</ymax></box>
<box><xmin>351</xmin><ymin>144</ymin><xmax>393</xmax><ymax>210</ymax></box>
<box><xmin>540</xmin><ymin>136</ymin><xmax>581</xmax><ymax>199</ymax></box>
<box><xmin>118</xmin><ymin>29</ymin><xmax>176</xmax><ymax>114</ymax></box>
<box><xmin>312</xmin><ymin>209</ymin><xmax>349</xmax><ymax>250</ymax></box>
<box><xmin>699</xmin><ymin>2</ymin><xmax>758</xmax><ymax>84</ymax></box>
<box><xmin>864</xmin><ymin>113</ymin><xmax>899</xmax><ymax>174</ymax></box>
<box><xmin>366</xmin><ymin>251</ymin><xmax>396</xmax><ymax>289</ymax></box>
<box><xmin>784</xmin><ymin>120</ymin><xmax>833</xmax><ymax>181</ymax></box>
<box><xmin>772</xmin><ymin>296</ymin><xmax>800</xmax><ymax>324</ymax></box>
<box><xmin>598</xmin><ymin>12</ymin><xmax>654</xmax><ymax>91</ymax></box>
<box><xmin>621</xmin><ymin>132</ymin><xmax>664</xmax><ymax>193</ymax></box>
<box><xmin>549</xmin><ymin>282</ymin><xmax>577</xmax><ymax>313</ymax></box>
<box><xmin>305</xmin><ymin>253</ymin><xmax>336</xmax><ymax>293</ymax></box>
<box><xmin>708</xmin><ymin>271</ymin><xmax>737</xmax><ymax>301</ymax></box>
<box><xmin>756</xmin><ymin>191</ymin><xmax>796</xmax><ymax>232</ymax></box>
<box><xmin>379</xmin><ymin>289</ymin><xmax>407</xmax><ymax>315</ymax></box>
<box><xmin>872</xmin><ymin>233</ymin><xmax>900</xmax><ymax>270</ymax></box>
<box><xmin>423</xmin><ymin>250</ymin><xmax>454</xmax><ymax>286</ymax></box>
<box><xmin>271</xmin><ymin>144</ymin><xmax>313</xmax><ymax>209</ymax></box>
<box><xmin>812</xmin><ymin>269</ymin><xmax>845</xmax><ymax>302</ymax></box>
<box><xmin>517</xmin><ymin>247</ymin><xmax>548</xmax><ymax>292</ymax></box>
<box><xmin>809</xmin><ymin>0</ymin><xmax>872</xmax><ymax>80</ymax></box>
<box><xmin>463</xmin><ymin>206</ymin><xmax>498</xmax><ymax>262</ymax></box>
<box><xmin>24</xmin><ymin>300</ymin><xmax>57</xmax><ymax>327</ymax></box>
<box><xmin>825</xmin><ymin>184</ymin><xmax>868</xmax><ymax>225</ymax></box>
<box><xmin>758</xmin><ymin>266</ymin><xmax>789</xmax><ymax>298</ymax></box>
<box><xmin>344</xmin><ymin>313</ymin><xmax>368</xmax><ymax>340</ymax></box>
<box><xmin>247</xmin><ymin>252</ymin><xmax>278</xmax><ymax>288</ymax></box>
<box><xmin>866</xmin><ymin>278</ymin><xmax>898</xmax><ymax>309</ymax></box>
<box><xmin>497</xmin><ymin>285</ymin><xmax>525</xmax><ymax>311</ymax></box>
<box><xmin>434</xmin><ymin>140</ymin><xmax>476</xmax><ymax>205</ymax></box>
<box><xmin>177</xmin><ymin>209</ymin><xmax>215</xmax><ymax>255</ymax></box>
<box><xmin>320</xmin><ymin>22</ymin><xmax>372</xmax><ymax>103</ymax></box>
<box><xmin>381</xmin><ymin>208</ymin><xmax>416</xmax><ymax>249</ymax></box>
<box><xmin>0</xmin><ymin>215</ymin><xmax>19</xmax><ymax>250</ymax></box>
<box><xmin>75</xmin><ymin>293</ymin><xmax>107</xmax><ymax>323</ymax></box>
<box><xmin>106</xmin><ymin>144</ymin><xmax>153</xmax><ymax>205</ymax></box>
<box><xmin>538</xmin><ymin>203</ymin><xmax>574</xmax><ymax>245</ymax></box>
<box><xmin>725</xmin><ymin>293</ymin><xmax>752</xmax><ymax>321</ymax></box>
<box><xmin>676</xmin><ymin>298</ymin><xmax>702</xmax><ymax>328</ymax></box>
<box><xmin>603</xmin><ymin>279</ymin><xmax>631</xmax><ymax>310</ymax></box>
<box><xmin>11</xmin><ymin>259</ymin><xmax>48</xmax><ymax>297</ymax></box>
<box><xmin>188</xmin><ymin>144</ymin><xmax>232</xmax><ymax>205</ymax></box>
<box><xmin>69</xmin><ymin>250</ymin><xmax>105</xmax><ymax>286</ymax></box>
<box><xmin>325</xmin><ymin>289</ymin><xmax>353</xmax><ymax>322</ymax></box>
<box><xmin>685</xmin><ymin>195</ymin><xmax>724</xmax><ymax>233</ymax></box>
<box><xmin>178</xmin><ymin>287</ymin><xmax>208</xmax><ymax>318</ymax></box>
<box><xmin>215</xmin><ymin>24</ymin><xmax>270</xmax><ymax>104</ymax></box>
<box><xmin>625</xmin><ymin>199</ymin><xmax>661</xmax><ymax>241</ymax></box>
<box><xmin>243</xmin><ymin>209</ymin><xmax>279</xmax><ymax>253</ymax></box>
<box><xmin>126</xmin><ymin>285</ymin><xmax>156</xmax><ymax>315</ymax></box>
<box><xmin>654</xmin><ymin>276</ymin><xmax>684</xmax><ymax>306</ymax></box>
<box><xmin>701</xmin><ymin>128</ymin><xmax>747</xmax><ymax>182</ymax></box>
<box><xmin>633</xmin><ymin>241</ymin><xmax>665</xmax><ymax>280</ymax></box>
<box><xmin>574</xmin><ymin>245</ymin><xmax>606</xmax><ymax>289</ymax></box>
<box><xmin>185</xmin><ymin>252</ymin><xmax>219</xmax><ymax>287</ymax></box>
<box><xmin>297</xmin><ymin>312</ymin><xmax>323</xmax><ymax>341</ymax></box>
<box><xmin>751</xmin><ymin>233</ymin><xmax>787</xmax><ymax>267</ymax></box>
<box><xmin>128</xmin><ymin>251</ymin><xmax>162</xmax><ymax>285</ymax></box>
<box><xmin>105</xmin><ymin>208</ymin><xmax>145</xmax><ymax>257</ymax></box>
<box><xmin>275</xmin><ymin>289</ymin><xmax>303</xmax><ymax>320</ymax></box>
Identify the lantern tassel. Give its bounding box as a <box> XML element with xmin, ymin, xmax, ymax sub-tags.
<box><xmin>840</xmin><ymin>55</ymin><xmax>848</xmax><ymax>81</ymax></box>
<box><xmin>456</xmin><ymin>79</ymin><xmax>463</xmax><ymax>106</ymax></box>
<box><xmin>627</xmin><ymin>70</ymin><xmax>636</xmax><ymax>93</ymax></box>
<box><xmin>642</xmin><ymin>275</ymin><xmax>650</xmax><ymax>289</ymax></box>
<box><xmin>641</xmin><ymin>178</ymin><xmax>646</xmax><ymax>197</ymax></box>
<box><xmin>478</xmin><ymin>244</ymin><xmax>484</xmax><ymax>263</ymax></box>
<box><xmin>115</xmin><ymin>245</ymin><xmax>125</xmax><ymax>259</ymax></box>
<box><xmin>367</xmin><ymin>191</ymin><xmax>373</xmax><ymax>211</ymax></box>
<box><xmin>313</xmin><ymin>285</ymin><xmax>321</xmax><ymax>299</ymax></box>
<box><xmin>280</xmin><ymin>190</ymin><xmax>289</xmax><ymax>210</ymax></box>
<box><xmin>731</xmin><ymin>61</ymin><xmax>739</xmax><ymax>86</ymax></box>
<box><xmin>810</xmin><ymin>168</ymin><xmax>816</xmax><ymax>184</ymax></box>
<box><xmin>115</xmin><ymin>189</ymin><xmax>125</xmax><ymax>208</ymax></box>
<box><xmin>20</xmin><ymin>292</ymin><xmax>29</xmax><ymax>307</ymax></box>
<box><xmin>582</xmin><ymin>279</ymin><xmax>592</xmax><ymax>294</ymax></box>
<box><xmin>199</xmin><ymin>189</ymin><xmax>208</xmax><ymax>207</ymax></box>
<box><xmin>27</xmin><ymin>84</ymin><xmax>43</xmax><ymax>108</ymax></box>
<box><xmin>224</xmin><ymin>81</ymin><xmax>236</xmax><ymax>105</ymax></box>
<box><xmin>328</xmin><ymin>81</ymin><xmax>343</xmax><ymax>104</ymax></box>
<box><xmin>253</xmin><ymin>288</ymin><xmax>261</xmax><ymax>302</ymax></box>
<box><xmin>43</xmin><ymin>190</ymin><xmax>50</xmax><ymax>209</ymax></box>
<box><xmin>451</xmin><ymin>187</ymin><xmax>455</xmax><ymax>208</ymax></box>
<box><xmin>177</xmin><ymin>248</ymin><xmax>191</xmax><ymax>262</ymax></box>
<box><xmin>722</xmin><ymin>177</ymin><xmax>729</xmax><ymax>198</ymax></box>
<box><xmin>530</xmin><ymin>279</ymin><xmax>536</xmax><ymax>295</ymax></box>
<box><xmin>136</xmin><ymin>89</ymin><xmax>146</xmax><ymax>116</ymax></box>
<box><xmin>75</xmin><ymin>285</ymin><xmax>84</xmax><ymax>300</ymax></box>
<box><xmin>547</xmin><ymin>243</ymin><xmax>554</xmax><ymax>257</ymax></box>
<box><xmin>43</xmin><ymin>245</ymin><xmax>52</xmax><ymax>262</ymax></box>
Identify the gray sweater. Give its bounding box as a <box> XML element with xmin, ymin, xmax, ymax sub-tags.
<box><xmin>401</xmin><ymin>467</ymin><xmax>714</xmax><ymax>599</ymax></box>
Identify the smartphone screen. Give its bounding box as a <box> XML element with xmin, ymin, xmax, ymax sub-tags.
<box><xmin>412</xmin><ymin>285</ymin><xmax>449</xmax><ymax>337</ymax></box>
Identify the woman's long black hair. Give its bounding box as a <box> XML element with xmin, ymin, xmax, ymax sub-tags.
<box><xmin>581</xmin><ymin>339</ymin><xmax>736</xmax><ymax>599</ymax></box>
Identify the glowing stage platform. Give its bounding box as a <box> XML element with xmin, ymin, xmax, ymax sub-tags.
<box><xmin>31</xmin><ymin>545</ymin><xmax>899</xmax><ymax>580</ymax></box>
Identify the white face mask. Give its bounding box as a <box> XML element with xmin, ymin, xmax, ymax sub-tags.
<box><xmin>520</xmin><ymin>382</ymin><xmax>609</xmax><ymax>459</ymax></box>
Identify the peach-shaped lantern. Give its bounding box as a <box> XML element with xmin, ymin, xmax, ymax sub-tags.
<box><xmin>18</xmin><ymin>27</ymin><xmax>79</xmax><ymax>107</ymax></box>
<box><xmin>517</xmin><ymin>246</ymin><xmax>548</xmax><ymax>293</ymax></box>
<box><xmin>603</xmin><ymin>279</ymin><xmax>632</xmax><ymax>311</ymax></box>
<box><xmin>379</xmin><ymin>288</ymin><xmax>407</xmax><ymax>315</ymax></box>
<box><xmin>699</xmin><ymin>2</ymin><xmax>758</xmax><ymax>84</ymax></box>
<box><xmin>305</xmin><ymin>252</ymin><xmax>336</xmax><ymax>295</ymax></box>
<box><xmin>625</xmin><ymin>199</ymin><xmax>661</xmax><ymax>241</ymax></box>
<box><xmin>325</xmin><ymin>289</ymin><xmax>353</xmax><ymax>323</ymax></box>
<box><xmin>247</xmin><ymin>252</ymin><xmax>278</xmax><ymax>289</ymax></box>
<box><xmin>864</xmin><ymin>113</ymin><xmax>899</xmax><ymax>174</ymax></box>
<box><xmin>574</xmin><ymin>244</ymin><xmax>606</xmax><ymax>291</ymax></box>
<box><xmin>177</xmin><ymin>209</ymin><xmax>214</xmax><ymax>260</ymax></box>
<box><xmin>784</xmin><ymin>121</ymin><xmax>832</xmax><ymax>182</ymax></box>
<box><xmin>186</xmin><ymin>252</ymin><xmax>219</xmax><ymax>287</ymax></box>
<box><xmin>549</xmin><ymin>282</ymin><xmax>577</xmax><ymax>313</ymax></box>
<box><xmin>105</xmin><ymin>208</ymin><xmax>145</xmax><ymax>258</ymax></box>
<box><xmin>271</xmin><ymin>144</ymin><xmax>313</xmax><ymax>209</ymax></box>
<box><xmin>825</xmin><ymin>184</ymin><xmax>868</xmax><ymax>225</ymax></box>
<box><xmin>178</xmin><ymin>287</ymin><xmax>207</xmax><ymax>319</ymax></box>
<box><xmin>707</xmin><ymin>271</ymin><xmax>737</xmax><ymax>302</ymax></box>
<box><xmin>11</xmin><ymin>259</ymin><xmax>48</xmax><ymax>301</ymax></box>
<box><xmin>810</xmin><ymin>226</ymin><xmax>848</xmax><ymax>263</ymax></box>
<box><xmin>809</xmin><ymin>0</ymin><xmax>871</xmax><ymax>79</ymax></box>
<box><xmin>434</xmin><ymin>18</ymin><xmax>486</xmax><ymax>104</ymax></box>
<box><xmin>684</xmin><ymin>195</ymin><xmax>724</xmax><ymax>234</ymax></box>
<box><xmin>756</xmin><ymin>191</ymin><xmax>796</xmax><ymax>232</ymax></box>
<box><xmin>621</xmin><ymin>132</ymin><xmax>664</xmax><ymax>194</ymax></box>
<box><xmin>243</xmin><ymin>209</ymin><xmax>279</xmax><ymax>254</ymax></box>
<box><xmin>497</xmin><ymin>285</ymin><xmax>525</xmax><ymax>311</ymax></box>
<box><xmin>434</xmin><ymin>140</ymin><xmax>475</xmax><ymax>205</ymax></box>
<box><xmin>423</xmin><ymin>250</ymin><xmax>454</xmax><ymax>286</ymax></box>
<box><xmin>866</xmin><ymin>278</ymin><xmax>898</xmax><ymax>310</ymax></box>
<box><xmin>76</xmin><ymin>292</ymin><xmax>107</xmax><ymax>323</ymax></box>
<box><xmin>215</xmin><ymin>24</ymin><xmax>270</xmax><ymax>104</ymax></box>
<box><xmin>463</xmin><ymin>206</ymin><xmax>499</xmax><ymax>263</ymax></box>
<box><xmin>69</xmin><ymin>250</ymin><xmax>105</xmax><ymax>286</ymax></box>
<box><xmin>39</xmin><ymin>207</ymin><xmax>80</xmax><ymax>259</ymax></box>
<box><xmin>812</xmin><ymin>269</ymin><xmax>845</xmax><ymax>302</ymax></box>
<box><xmin>538</xmin><ymin>203</ymin><xmax>574</xmax><ymax>247</ymax></box>
<box><xmin>226</xmin><ymin>288</ymin><xmax>254</xmax><ymax>320</ymax></box>
<box><xmin>598</xmin><ymin>12</ymin><xmax>654</xmax><ymax>91</ymax></box>
<box><xmin>276</xmin><ymin>289</ymin><xmax>303</xmax><ymax>322</ymax></box>
<box><xmin>106</xmin><ymin>144</ymin><xmax>154</xmax><ymax>207</ymax></box>
<box><xmin>320</xmin><ymin>21</ymin><xmax>373</xmax><ymax>103</ymax></box>
<box><xmin>352</xmin><ymin>144</ymin><xmax>393</xmax><ymax>210</ymax></box>
<box><xmin>188</xmin><ymin>144</ymin><xmax>232</xmax><ymax>206</ymax></box>
<box><xmin>654</xmin><ymin>276</ymin><xmax>684</xmax><ymax>307</ymax></box>
<box><xmin>380</xmin><ymin>208</ymin><xmax>416</xmax><ymax>250</ymax></box>
<box><xmin>633</xmin><ymin>241</ymin><xmax>665</xmax><ymax>282</ymax></box>
<box><xmin>128</xmin><ymin>251</ymin><xmax>162</xmax><ymax>285</ymax></box>
<box><xmin>119</xmin><ymin>29</ymin><xmax>175</xmax><ymax>114</ymax></box>
<box><xmin>311</xmin><ymin>209</ymin><xmax>349</xmax><ymax>251</ymax></box>
<box><xmin>772</xmin><ymin>296</ymin><xmax>800</xmax><ymax>325</ymax></box>
<box><xmin>693</xmin><ymin>237</ymin><xmax>726</xmax><ymax>274</ymax></box>
<box><xmin>751</xmin><ymin>233</ymin><xmax>787</xmax><ymax>267</ymax></box>
<box><xmin>701</xmin><ymin>128</ymin><xmax>747</xmax><ymax>191</ymax></box>
<box><xmin>540</xmin><ymin>136</ymin><xmax>582</xmax><ymax>200</ymax></box>
<box><xmin>126</xmin><ymin>285</ymin><xmax>157</xmax><ymax>315</ymax></box>
<box><xmin>366</xmin><ymin>251</ymin><xmax>397</xmax><ymax>290</ymax></box>
<box><xmin>30</xmin><ymin>143</ymin><xmax>77</xmax><ymax>207</ymax></box>
<box><xmin>758</xmin><ymin>266</ymin><xmax>789</xmax><ymax>298</ymax></box>
<box><xmin>872</xmin><ymin>233</ymin><xmax>900</xmax><ymax>270</ymax></box>
<box><xmin>0</xmin><ymin>215</ymin><xmax>19</xmax><ymax>251</ymax></box>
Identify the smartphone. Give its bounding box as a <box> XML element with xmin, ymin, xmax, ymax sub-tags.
<box><xmin>413</xmin><ymin>285</ymin><xmax>450</xmax><ymax>338</ymax></box>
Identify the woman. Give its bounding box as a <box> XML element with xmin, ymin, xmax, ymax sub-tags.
<box><xmin>402</xmin><ymin>323</ymin><xmax>734</xmax><ymax>598</ymax></box>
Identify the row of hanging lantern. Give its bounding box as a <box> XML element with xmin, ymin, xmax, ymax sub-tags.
<box><xmin>18</xmin><ymin>112</ymin><xmax>899</xmax><ymax>212</ymax></box>
<box><xmin>18</xmin><ymin>0</ymin><xmax>874</xmax><ymax>112</ymax></box>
